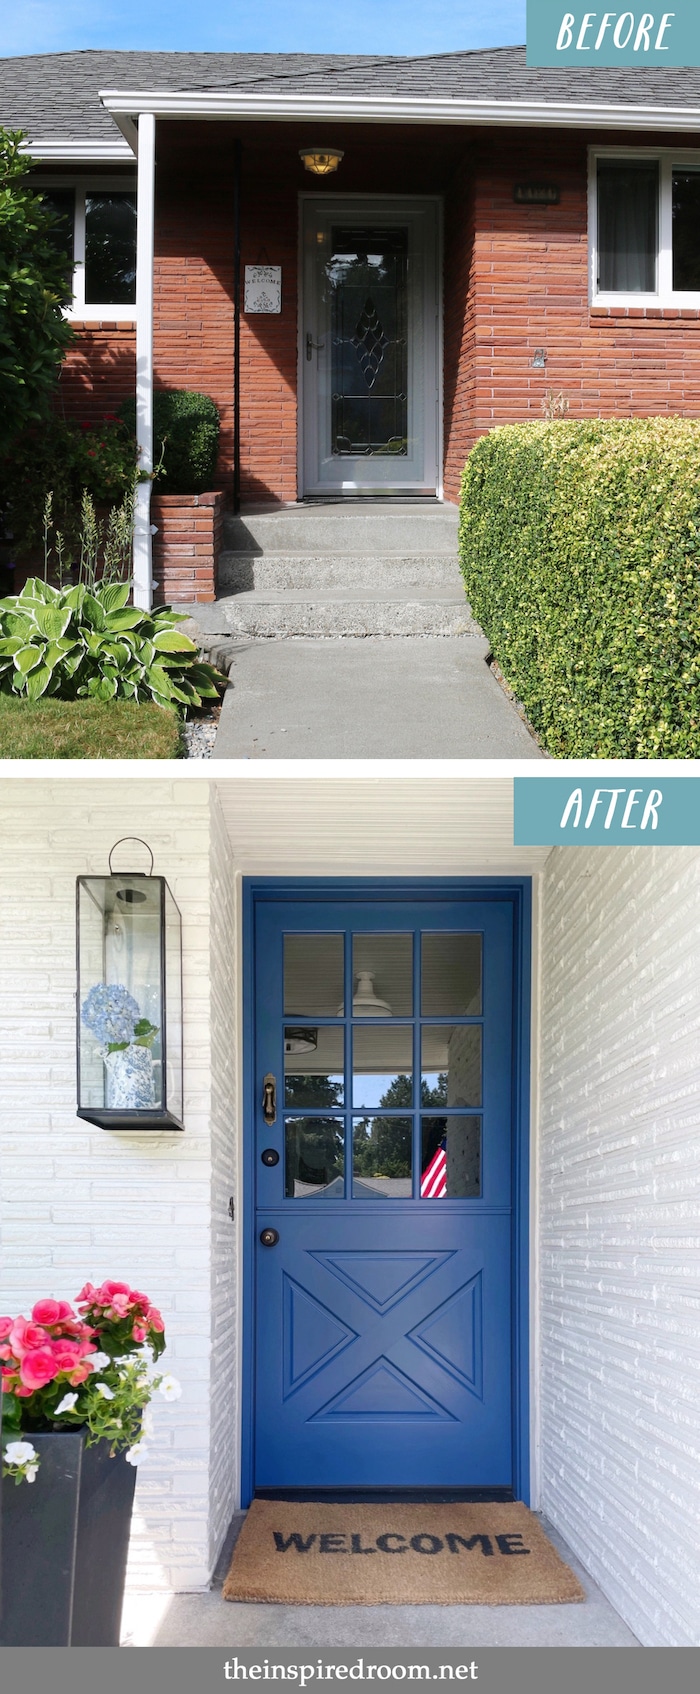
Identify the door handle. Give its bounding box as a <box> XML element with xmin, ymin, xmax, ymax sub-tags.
<box><xmin>262</xmin><ymin>1073</ymin><xmax>277</xmax><ymax>1126</ymax></box>
<box><xmin>260</xmin><ymin>1228</ymin><xmax>280</xmax><ymax>1247</ymax></box>
<box><xmin>306</xmin><ymin>331</ymin><xmax>324</xmax><ymax>361</ymax></box>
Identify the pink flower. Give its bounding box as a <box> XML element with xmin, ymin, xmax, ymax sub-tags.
<box><xmin>146</xmin><ymin>1306</ymin><xmax>164</xmax><ymax>1333</ymax></box>
<box><xmin>109</xmin><ymin>1293</ymin><xmax>130</xmax><ymax>1316</ymax></box>
<box><xmin>48</xmin><ymin>1341</ymin><xmax>82</xmax><ymax>1370</ymax></box>
<box><xmin>76</xmin><ymin>1283</ymin><xmax>97</xmax><ymax>1304</ymax></box>
<box><xmin>100</xmin><ymin>1281</ymin><xmax>130</xmax><ymax>1300</ymax></box>
<box><xmin>32</xmin><ymin>1299</ymin><xmax>74</xmax><ymax>1327</ymax></box>
<box><xmin>10</xmin><ymin>1317</ymin><xmax>48</xmax><ymax>1357</ymax></box>
<box><xmin>0</xmin><ymin>1317</ymin><xmax>13</xmax><ymax>1340</ymax></box>
<box><xmin>19</xmin><ymin>1348</ymin><xmax>59</xmax><ymax>1390</ymax></box>
<box><xmin>132</xmin><ymin>1323</ymin><xmax>147</xmax><ymax>1342</ymax></box>
<box><xmin>67</xmin><ymin>1360</ymin><xmax>93</xmax><ymax>1385</ymax></box>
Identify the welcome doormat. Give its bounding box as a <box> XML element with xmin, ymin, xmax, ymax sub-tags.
<box><xmin>222</xmin><ymin>1501</ymin><xmax>585</xmax><ymax>1606</ymax></box>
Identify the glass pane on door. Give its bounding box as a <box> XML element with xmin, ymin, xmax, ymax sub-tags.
<box><xmin>330</xmin><ymin>226</ymin><xmax>408</xmax><ymax>458</ymax></box>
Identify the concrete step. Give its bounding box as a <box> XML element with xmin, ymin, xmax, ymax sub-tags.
<box><xmin>216</xmin><ymin>586</ymin><xmax>478</xmax><ymax>639</ymax></box>
<box><xmin>217</xmin><ymin>552</ymin><xmax>463</xmax><ymax>593</ymax></box>
<box><xmin>224</xmin><ymin>502</ymin><xmax>459</xmax><ymax>556</ymax></box>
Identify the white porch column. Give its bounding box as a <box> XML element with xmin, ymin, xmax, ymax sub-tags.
<box><xmin>133</xmin><ymin>111</ymin><xmax>156</xmax><ymax>609</ymax></box>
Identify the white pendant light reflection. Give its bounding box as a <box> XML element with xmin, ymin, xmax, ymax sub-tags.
<box><xmin>338</xmin><ymin>970</ymin><xmax>392</xmax><ymax>1017</ymax></box>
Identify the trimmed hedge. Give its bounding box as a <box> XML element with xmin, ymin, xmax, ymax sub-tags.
<box><xmin>459</xmin><ymin>417</ymin><xmax>700</xmax><ymax>758</ymax></box>
<box><xmin>121</xmin><ymin>389</ymin><xmax>220</xmax><ymax>494</ymax></box>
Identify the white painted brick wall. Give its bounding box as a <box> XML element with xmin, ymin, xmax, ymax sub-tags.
<box><xmin>0</xmin><ymin>779</ymin><xmax>236</xmax><ymax>1593</ymax></box>
<box><xmin>539</xmin><ymin>846</ymin><xmax>700</xmax><ymax>1646</ymax></box>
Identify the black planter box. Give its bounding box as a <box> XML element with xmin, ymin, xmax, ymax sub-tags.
<box><xmin>0</xmin><ymin>1430</ymin><xmax>137</xmax><ymax>1645</ymax></box>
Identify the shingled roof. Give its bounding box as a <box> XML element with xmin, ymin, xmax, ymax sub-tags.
<box><xmin>2</xmin><ymin>46</ymin><xmax>700</xmax><ymax>143</ymax></box>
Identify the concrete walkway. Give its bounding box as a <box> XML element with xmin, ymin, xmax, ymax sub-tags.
<box><xmin>181</xmin><ymin>503</ymin><xmax>543</xmax><ymax>761</ymax></box>
<box><xmin>209</xmin><ymin>636</ymin><xmax>542</xmax><ymax>760</ymax></box>
<box><xmin>120</xmin><ymin>1516</ymin><xmax>637</xmax><ymax>1647</ymax></box>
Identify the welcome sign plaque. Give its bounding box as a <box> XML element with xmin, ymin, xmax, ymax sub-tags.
<box><xmin>527</xmin><ymin>1</ymin><xmax>700</xmax><ymax>65</ymax></box>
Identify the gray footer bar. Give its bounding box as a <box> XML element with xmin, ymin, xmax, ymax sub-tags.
<box><xmin>1</xmin><ymin>1647</ymin><xmax>698</xmax><ymax>1694</ymax></box>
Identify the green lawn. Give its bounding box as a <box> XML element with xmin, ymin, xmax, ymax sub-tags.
<box><xmin>0</xmin><ymin>697</ymin><xmax>182</xmax><ymax>760</ymax></box>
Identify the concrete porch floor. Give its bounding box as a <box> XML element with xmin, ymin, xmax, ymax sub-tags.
<box><xmin>120</xmin><ymin>1515</ymin><xmax>639</xmax><ymax>1647</ymax></box>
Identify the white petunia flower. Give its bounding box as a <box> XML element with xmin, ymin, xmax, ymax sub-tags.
<box><xmin>158</xmin><ymin>1374</ymin><xmax>182</xmax><ymax>1402</ymax></box>
<box><xmin>125</xmin><ymin>1442</ymin><xmax>148</xmax><ymax>1466</ymax></box>
<box><xmin>4</xmin><ymin>1440</ymin><xmax>38</xmax><ymax>1466</ymax></box>
<box><xmin>87</xmin><ymin>1351</ymin><xmax>111</xmax><ymax>1372</ymax></box>
<box><xmin>55</xmin><ymin>1392</ymin><xmax>79</xmax><ymax>1415</ymax></box>
<box><xmin>94</xmin><ymin>1382</ymin><xmax>115</xmax><ymax>1401</ymax></box>
<box><xmin>25</xmin><ymin>1464</ymin><xmax>38</xmax><ymax>1483</ymax></box>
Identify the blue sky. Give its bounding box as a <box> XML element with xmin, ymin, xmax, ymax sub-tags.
<box><xmin>0</xmin><ymin>2</ymin><xmax>525</xmax><ymax>59</ymax></box>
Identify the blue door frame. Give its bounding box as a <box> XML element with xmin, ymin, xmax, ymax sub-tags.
<box><xmin>240</xmin><ymin>878</ymin><xmax>532</xmax><ymax>1507</ymax></box>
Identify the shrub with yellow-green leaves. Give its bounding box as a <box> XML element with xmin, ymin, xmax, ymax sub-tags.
<box><xmin>459</xmin><ymin>417</ymin><xmax>700</xmax><ymax>758</ymax></box>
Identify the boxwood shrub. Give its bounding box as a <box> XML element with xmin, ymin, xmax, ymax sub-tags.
<box><xmin>121</xmin><ymin>389</ymin><xmax>220</xmax><ymax>494</ymax></box>
<box><xmin>459</xmin><ymin>417</ymin><xmax>700</xmax><ymax>758</ymax></box>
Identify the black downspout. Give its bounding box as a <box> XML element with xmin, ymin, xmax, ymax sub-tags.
<box><xmin>233</xmin><ymin>137</ymin><xmax>242</xmax><ymax>514</ymax></box>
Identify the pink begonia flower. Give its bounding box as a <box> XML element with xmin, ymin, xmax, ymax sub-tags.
<box><xmin>14</xmin><ymin>1386</ymin><xmax>34</xmax><ymax>1397</ymax></box>
<box><xmin>131</xmin><ymin>1290</ymin><xmax>150</xmax><ymax>1309</ymax></box>
<box><xmin>146</xmin><ymin>1307</ymin><xmax>164</xmax><ymax>1332</ymax></box>
<box><xmin>100</xmin><ymin>1281</ymin><xmax>130</xmax><ymax>1300</ymax></box>
<box><xmin>76</xmin><ymin>1283</ymin><xmax>97</xmax><ymax>1304</ymax></box>
<box><xmin>68</xmin><ymin>1360</ymin><xmax>94</xmax><ymax>1385</ymax></box>
<box><xmin>132</xmin><ymin>1324</ymin><xmax>147</xmax><ymax>1342</ymax></box>
<box><xmin>109</xmin><ymin>1293</ymin><xmax>131</xmax><ymax>1316</ymax></box>
<box><xmin>49</xmin><ymin>1342</ymin><xmax>83</xmax><ymax>1370</ymax></box>
<box><xmin>10</xmin><ymin>1318</ymin><xmax>48</xmax><ymax>1357</ymax></box>
<box><xmin>19</xmin><ymin>1348</ymin><xmax>59</xmax><ymax>1390</ymax></box>
<box><xmin>32</xmin><ymin>1299</ymin><xmax>74</xmax><ymax>1327</ymax></box>
<box><xmin>0</xmin><ymin>1317</ymin><xmax>13</xmax><ymax>1340</ymax></box>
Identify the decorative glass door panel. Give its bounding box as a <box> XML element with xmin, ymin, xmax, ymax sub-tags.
<box><xmin>302</xmin><ymin>199</ymin><xmax>440</xmax><ymax>495</ymax></box>
<box><xmin>253</xmin><ymin>895</ymin><xmax>516</xmax><ymax>1490</ymax></box>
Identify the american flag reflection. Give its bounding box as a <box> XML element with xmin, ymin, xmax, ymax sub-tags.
<box><xmin>421</xmin><ymin>1136</ymin><xmax>447</xmax><ymax>1198</ymax></box>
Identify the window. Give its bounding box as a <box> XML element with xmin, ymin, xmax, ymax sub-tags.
<box><xmin>37</xmin><ymin>181</ymin><xmax>137</xmax><ymax>318</ymax></box>
<box><xmin>592</xmin><ymin>152</ymin><xmax>700</xmax><ymax>306</ymax></box>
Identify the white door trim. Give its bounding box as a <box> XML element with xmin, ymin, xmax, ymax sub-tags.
<box><xmin>297</xmin><ymin>193</ymin><xmax>443</xmax><ymax>500</ymax></box>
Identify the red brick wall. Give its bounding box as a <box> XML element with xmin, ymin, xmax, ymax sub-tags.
<box><xmin>59</xmin><ymin>123</ymin><xmax>700</xmax><ymax>511</ymax></box>
<box><xmin>442</xmin><ymin>126</ymin><xmax>700</xmax><ymax>501</ymax></box>
<box><xmin>151</xmin><ymin>490</ymin><xmax>225</xmax><ymax>604</ymax></box>
<box><xmin>57</xmin><ymin>323</ymin><xmax>136</xmax><ymax>427</ymax></box>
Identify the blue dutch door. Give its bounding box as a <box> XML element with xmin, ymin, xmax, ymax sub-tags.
<box><xmin>253</xmin><ymin>895</ymin><xmax>515</xmax><ymax>1490</ymax></box>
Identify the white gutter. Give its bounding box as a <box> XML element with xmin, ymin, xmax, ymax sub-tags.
<box><xmin>100</xmin><ymin>88</ymin><xmax>700</xmax><ymax>133</ymax></box>
<box><xmin>132</xmin><ymin>112</ymin><xmax>156</xmax><ymax>611</ymax></box>
<box><xmin>24</xmin><ymin>138</ymin><xmax>135</xmax><ymax>160</ymax></box>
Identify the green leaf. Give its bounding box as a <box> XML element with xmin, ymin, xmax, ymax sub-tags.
<box><xmin>32</xmin><ymin>604</ymin><xmax>72</xmax><ymax>641</ymax></box>
<box><xmin>13</xmin><ymin>643</ymin><xmax>45</xmax><ymax>673</ymax></box>
<box><xmin>152</xmin><ymin>630</ymin><xmax>198</xmax><ymax>654</ymax></box>
<box><xmin>81</xmin><ymin>593</ymin><xmax>107</xmax><ymax>630</ymax></box>
<box><xmin>26</xmin><ymin>663</ymin><xmax>53</xmax><ymax>701</ymax></box>
<box><xmin>106</xmin><ymin>608</ymin><xmax>145</xmax><ymax>630</ymax></box>
<box><xmin>146</xmin><ymin>664</ymin><xmax>175</xmax><ymax>697</ymax></box>
<box><xmin>99</xmin><ymin>582</ymin><xmax>131</xmax><ymax>614</ymax></box>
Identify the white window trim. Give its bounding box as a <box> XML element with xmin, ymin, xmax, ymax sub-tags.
<box><xmin>34</xmin><ymin>175</ymin><xmax>137</xmax><ymax>321</ymax></box>
<box><xmin>589</xmin><ymin>145</ymin><xmax>700</xmax><ymax>310</ymax></box>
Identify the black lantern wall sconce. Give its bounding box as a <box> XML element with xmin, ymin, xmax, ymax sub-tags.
<box><xmin>76</xmin><ymin>839</ymin><xmax>184</xmax><ymax>1131</ymax></box>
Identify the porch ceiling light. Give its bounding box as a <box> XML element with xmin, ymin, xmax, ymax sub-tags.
<box><xmin>299</xmin><ymin>146</ymin><xmax>344</xmax><ymax>176</ymax></box>
<box><xmin>76</xmin><ymin>837</ymin><xmax>184</xmax><ymax>1132</ymax></box>
<box><xmin>338</xmin><ymin>971</ymin><xmax>392</xmax><ymax>1018</ymax></box>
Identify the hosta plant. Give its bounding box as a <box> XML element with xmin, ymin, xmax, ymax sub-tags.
<box><xmin>1</xmin><ymin>1280</ymin><xmax>181</xmax><ymax>1484</ymax></box>
<box><xmin>0</xmin><ymin>578</ymin><xmax>224</xmax><ymax>711</ymax></box>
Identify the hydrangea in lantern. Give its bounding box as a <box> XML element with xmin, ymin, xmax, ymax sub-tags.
<box><xmin>76</xmin><ymin>838</ymin><xmax>183</xmax><ymax>1130</ymax></box>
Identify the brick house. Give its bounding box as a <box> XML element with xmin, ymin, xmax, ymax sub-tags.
<box><xmin>0</xmin><ymin>773</ymin><xmax>698</xmax><ymax>1645</ymax></box>
<box><xmin>3</xmin><ymin>47</ymin><xmax>700</xmax><ymax>604</ymax></box>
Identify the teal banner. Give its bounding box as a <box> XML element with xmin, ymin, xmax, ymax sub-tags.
<box><xmin>514</xmin><ymin>778</ymin><xmax>700</xmax><ymax>845</ymax></box>
<box><xmin>527</xmin><ymin>2</ymin><xmax>700</xmax><ymax>66</ymax></box>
